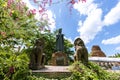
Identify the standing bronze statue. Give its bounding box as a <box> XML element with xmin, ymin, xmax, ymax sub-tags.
<box><xmin>56</xmin><ymin>28</ymin><xmax>64</xmax><ymax>52</ymax></box>
<box><xmin>51</xmin><ymin>28</ymin><xmax>68</xmax><ymax>66</ymax></box>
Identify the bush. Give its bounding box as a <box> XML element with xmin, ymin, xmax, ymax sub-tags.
<box><xmin>68</xmin><ymin>61</ymin><xmax>120</xmax><ymax>80</ymax></box>
<box><xmin>0</xmin><ymin>48</ymin><xmax>32</xmax><ymax>80</ymax></box>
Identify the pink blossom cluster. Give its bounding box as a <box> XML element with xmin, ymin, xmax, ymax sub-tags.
<box><xmin>68</xmin><ymin>0</ymin><xmax>86</xmax><ymax>12</ymax></box>
<box><xmin>0</xmin><ymin>31</ymin><xmax>6</xmax><ymax>38</ymax></box>
<box><xmin>7</xmin><ymin>0</ymin><xmax>14</xmax><ymax>8</ymax></box>
<box><xmin>28</xmin><ymin>9</ymin><xmax>36</xmax><ymax>15</ymax></box>
<box><xmin>33</xmin><ymin>0</ymin><xmax>86</xmax><ymax>14</ymax></box>
<box><xmin>7</xmin><ymin>0</ymin><xmax>27</xmax><ymax>17</ymax></box>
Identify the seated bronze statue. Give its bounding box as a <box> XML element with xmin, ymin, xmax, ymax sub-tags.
<box><xmin>74</xmin><ymin>38</ymin><xmax>88</xmax><ymax>64</ymax></box>
<box><xmin>29</xmin><ymin>38</ymin><xmax>45</xmax><ymax>69</ymax></box>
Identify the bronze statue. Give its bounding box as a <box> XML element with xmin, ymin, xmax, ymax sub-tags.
<box><xmin>56</xmin><ymin>28</ymin><xmax>64</xmax><ymax>52</ymax></box>
<box><xmin>74</xmin><ymin>38</ymin><xmax>88</xmax><ymax>64</ymax></box>
<box><xmin>29</xmin><ymin>38</ymin><xmax>45</xmax><ymax>69</ymax></box>
<box><xmin>51</xmin><ymin>28</ymin><xmax>68</xmax><ymax>66</ymax></box>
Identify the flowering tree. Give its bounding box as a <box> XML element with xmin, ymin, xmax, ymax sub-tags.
<box><xmin>33</xmin><ymin>0</ymin><xmax>86</xmax><ymax>11</ymax></box>
<box><xmin>31</xmin><ymin>0</ymin><xmax>86</xmax><ymax>17</ymax></box>
<box><xmin>0</xmin><ymin>0</ymin><xmax>44</xmax><ymax>79</ymax></box>
<box><xmin>0</xmin><ymin>0</ymin><xmax>45</xmax><ymax>50</ymax></box>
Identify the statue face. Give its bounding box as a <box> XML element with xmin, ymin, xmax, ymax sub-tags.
<box><xmin>74</xmin><ymin>38</ymin><xmax>85</xmax><ymax>51</ymax></box>
<box><xmin>74</xmin><ymin>38</ymin><xmax>85</xmax><ymax>46</ymax></box>
<box><xmin>58</xmin><ymin>28</ymin><xmax>62</xmax><ymax>34</ymax></box>
<box><xmin>35</xmin><ymin>39</ymin><xmax>44</xmax><ymax>47</ymax></box>
<box><xmin>76</xmin><ymin>40</ymin><xmax>85</xmax><ymax>47</ymax></box>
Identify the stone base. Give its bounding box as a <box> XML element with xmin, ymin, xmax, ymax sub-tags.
<box><xmin>51</xmin><ymin>52</ymin><xmax>68</xmax><ymax>66</ymax></box>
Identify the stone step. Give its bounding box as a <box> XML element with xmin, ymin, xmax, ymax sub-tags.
<box><xmin>32</xmin><ymin>66</ymin><xmax>70</xmax><ymax>72</ymax></box>
<box><xmin>32</xmin><ymin>66</ymin><xmax>72</xmax><ymax>79</ymax></box>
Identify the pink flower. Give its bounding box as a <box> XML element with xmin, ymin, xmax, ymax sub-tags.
<box><xmin>32</xmin><ymin>9</ymin><xmax>36</xmax><ymax>15</ymax></box>
<box><xmin>7</xmin><ymin>0</ymin><xmax>14</xmax><ymax>8</ymax></box>
<box><xmin>39</xmin><ymin>5</ymin><xmax>46</xmax><ymax>14</ymax></box>
<box><xmin>9</xmin><ymin>66</ymin><xmax>14</xmax><ymax>73</ymax></box>
<box><xmin>69</xmin><ymin>0</ymin><xmax>76</xmax><ymax>5</ymax></box>
<box><xmin>34</xmin><ymin>0</ymin><xmax>37</xmax><ymax>3</ymax></box>
<box><xmin>49</xmin><ymin>0</ymin><xmax>52</xmax><ymax>6</ymax></box>
<box><xmin>82</xmin><ymin>0</ymin><xmax>86</xmax><ymax>3</ymax></box>
<box><xmin>29</xmin><ymin>9</ymin><xmax>36</xmax><ymax>15</ymax></box>
<box><xmin>0</xmin><ymin>31</ymin><xmax>6</xmax><ymax>38</ymax></box>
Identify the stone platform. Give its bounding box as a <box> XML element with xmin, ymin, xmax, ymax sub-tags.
<box><xmin>32</xmin><ymin>65</ymin><xmax>120</xmax><ymax>79</ymax></box>
<box><xmin>32</xmin><ymin>65</ymin><xmax>70</xmax><ymax>72</ymax></box>
<box><xmin>32</xmin><ymin>66</ymin><xmax>71</xmax><ymax>79</ymax></box>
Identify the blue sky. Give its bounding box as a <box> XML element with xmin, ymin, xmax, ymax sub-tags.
<box><xmin>24</xmin><ymin>0</ymin><xmax>120</xmax><ymax>56</ymax></box>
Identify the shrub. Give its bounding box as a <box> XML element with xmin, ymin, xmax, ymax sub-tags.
<box><xmin>68</xmin><ymin>61</ymin><xmax>120</xmax><ymax>80</ymax></box>
<box><xmin>0</xmin><ymin>48</ymin><xmax>31</xmax><ymax>80</ymax></box>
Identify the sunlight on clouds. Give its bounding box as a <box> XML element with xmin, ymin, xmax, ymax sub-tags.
<box><xmin>103</xmin><ymin>1</ymin><xmax>120</xmax><ymax>26</ymax></box>
<box><xmin>74</xmin><ymin>1</ymin><xmax>103</xmax><ymax>44</ymax></box>
<box><xmin>115</xmin><ymin>47</ymin><xmax>120</xmax><ymax>51</ymax></box>
<box><xmin>74</xmin><ymin>0</ymin><xmax>120</xmax><ymax>44</ymax></box>
<box><xmin>102</xmin><ymin>35</ymin><xmax>120</xmax><ymax>45</ymax></box>
<box><xmin>47</xmin><ymin>10</ymin><xmax>56</xmax><ymax>32</ymax></box>
<box><xmin>74</xmin><ymin>0</ymin><xmax>96</xmax><ymax>15</ymax></box>
<box><xmin>79</xmin><ymin>9</ymin><xmax>102</xmax><ymax>44</ymax></box>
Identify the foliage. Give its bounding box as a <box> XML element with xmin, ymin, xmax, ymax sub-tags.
<box><xmin>32</xmin><ymin>72</ymin><xmax>71</xmax><ymax>79</ymax></box>
<box><xmin>0</xmin><ymin>0</ymin><xmax>43</xmax><ymax>50</ymax></box>
<box><xmin>0</xmin><ymin>47</ymin><xmax>31</xmax><ymax>80</ymax></box>
<box><xmin>0</xmin><ymin>0</ymin><xmax>45</xmax><ymax>79</ymax></box>
<box><xmin>68</xmin><ymin>61</ymin><xmax>120</xmax><ymax>80</ymax></box>
<box><xmin>28</xmin><ymin>62</ymin><xmax>120</xmax><ymax>80</ymax></box>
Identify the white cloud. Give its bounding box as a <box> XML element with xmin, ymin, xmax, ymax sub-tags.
<box><xmin>79</xmin><ymin>9</ymin><xmax>103</xmax><ymax>44</ymax></box>
<box><xmin>74</xmin><ymin>0</ymin><xmax>97</xmax><ymax>15</ymax></box>
<box><xmin>74</xmin><ymin>1</ymin><xmax>103</xmax><ymax>44</ymax></box>
<box><xmin>102</xmin><ymin>35</ymin><xmax>120</xmax><ymax>45</ymax></box>
<box><xmin>74</xmin><ymin>0</ymin><xmax>120</xmax><ymax>44</ymax></box>
<box><xmin>37</xmin><ymin>10</ymin><xmax>56</xmax><ymax>32</ymax></box>
<box><xmin>103</xmin><ymin>1</ymin><xmax>120</xmax><ymax>26</ymax></box>
<box><xmin>46</xmin><ymin>10</ymin><xmax>56</xmax><ymax>32</ymax></box>
<box><xmin>115</xmin><ymin>47</ymin><xmax>120</xmax><ymax>51</ymax></box>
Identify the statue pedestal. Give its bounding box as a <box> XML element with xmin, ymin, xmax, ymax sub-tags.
<box><xmin>51</xmin><ymin>52</ymin><xmax>68</xmax><ymax>66</ymax></box>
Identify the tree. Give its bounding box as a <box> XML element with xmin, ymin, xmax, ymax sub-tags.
<box><xmin>0</xmin><ymin>0</ymin><xmax>41</xmax><ymax>50</ymax></box>
<box><xmin>0</xmin><ymin>0</ymin><xmax>47</xmax><ymax>79</ymax></box>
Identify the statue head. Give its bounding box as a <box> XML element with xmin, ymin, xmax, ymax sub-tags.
<box><xmin>74</xmin><ymin>38</ymin><xmax>85</xmax><ymax>51</ymax></box>
<box><xmin>58</xmin><ymin>28</ymin><xmax>62</xmax><ymax>34</ymax></box>
<box><xmin>35</xmin><ymin>38</ymin><xmax>44</xmax><ymax>48</ymax></box>
<box><xmin>74</xmin><ymin>38</ymin><xmax>85</xmax><ymax>47</ymax></box>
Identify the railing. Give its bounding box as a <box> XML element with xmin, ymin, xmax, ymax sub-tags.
<box><xmin>89</xmin><ymin>57</ymin><xmax>120</xmax><ymax>62</ymax></box>
<box><xmin>89</xmin><ymin>57</ymin><xmax>120</xmax><ymax>70</ymax></box>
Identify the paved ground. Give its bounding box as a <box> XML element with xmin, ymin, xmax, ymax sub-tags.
<box><xmin>32</xmin><ymin>65</ymin><xmax>120</xmax><ymax>73</ymax></box>
<box><xmin>32</xmin><ymin>66</ymin><xmax>70</xmax><ymax>72</ymax></box>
